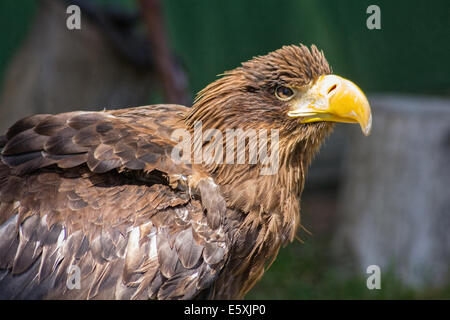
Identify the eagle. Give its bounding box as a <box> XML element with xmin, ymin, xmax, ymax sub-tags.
<box><xmin>0</xmin><ymin>44</ymin><xmax>371</xmax><ymax>299</ymax></box>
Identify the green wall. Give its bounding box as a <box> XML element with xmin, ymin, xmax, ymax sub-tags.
<box><xmin>0</xmin><ymin>0</ymin><xmax>449</xmax><ymax>98</ymax></box>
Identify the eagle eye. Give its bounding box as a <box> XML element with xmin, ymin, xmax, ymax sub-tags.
<box><xmin>275</xmin><ymin>86</ymin><xmax>295</xmax><ymax>101</ymax></box>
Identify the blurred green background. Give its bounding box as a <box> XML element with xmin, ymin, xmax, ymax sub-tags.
<box><xmin>0</xmin><ymin>0</ymin><xmax>448</xmax><ymax>299</ymax></box>
<box><xmin>1</xmin><ymin>0</ymin><xmax>449</xmax><ymax>97</ymax></box>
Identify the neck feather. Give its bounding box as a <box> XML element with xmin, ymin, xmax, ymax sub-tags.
<box><xmin>183</xmin><ymin>75</ymin><xmax>334</xmax><ymax>243</ymax></box>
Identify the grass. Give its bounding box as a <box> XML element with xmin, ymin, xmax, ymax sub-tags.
<box><xmin>245</xmin><ymin>238</ymin><xmax>450</xmax><ymax>300</ymax></box>
<box><xmin>245</xmin><ymin>189</ymin><xmax>450</xmax><ymax>300</ymax></box>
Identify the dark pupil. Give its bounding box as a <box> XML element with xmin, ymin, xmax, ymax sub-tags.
<box><xmin>279</xmin><ymin>86</ymin><xmax>292</xmax><ymax>97</ymax></box>
<box><xmin>282</xmin><ymin>87</ymin><xmax>292</xmax><ymax>96</ymax></box>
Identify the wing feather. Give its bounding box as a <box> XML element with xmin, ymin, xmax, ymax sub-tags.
<box><xmin>1</xmin><ymin>106</ymin><xmax>191</xmax><ymax>176</ymax></box>
<box><xmin>0</xmin><ymin>105</ymin><xmax>233</xmax><ymax>299</ymax></box>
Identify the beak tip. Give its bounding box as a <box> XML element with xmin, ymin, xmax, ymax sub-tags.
<box><xmin>361</xmin><ymin>112</ymin><xmax>372</xmax><ymax>136</ymax></box>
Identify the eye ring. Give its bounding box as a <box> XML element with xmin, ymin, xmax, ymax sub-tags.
<box><xmin>275</xmin><ymin>86</ymin><xmax>295</xmax><ymax>101</ymax></box>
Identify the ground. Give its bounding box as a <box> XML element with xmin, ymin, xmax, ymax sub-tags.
<box><xmin>246</xmin><ymin>188</ymin><xmax>450</xmax><ymax>300</ymax></box>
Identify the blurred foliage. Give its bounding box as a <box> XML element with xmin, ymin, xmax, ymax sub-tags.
<box><xmin>246</xmin><ymin>195</ymin><xmax>450</xmax><ymax>300</ymax></box>
<box><xmin>0</xmin><ymin>0</ymin><xmax>36</xmax><ymax>84</ymax></box>
<box><xmin>245</xmin><ymin>237</ymin><xmax>450</xmax><ymax>300</ymax></box>
<box><xmin>163</xmin><ymin>0</ymin><xmax>450</xmax><ymax>96</ymax></box>
<box><xmin>0</xmin><ymin>0</ymin><xmax>449</xmax><ymax>98</ymax></box>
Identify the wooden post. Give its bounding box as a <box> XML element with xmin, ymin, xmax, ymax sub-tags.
<box><xmin>0</xmin><ymin>0</ymin><xmax>156</xmax><ymax>133</ymax></box>
<box><xmin>335</xmin><ymin>94</ymin><xmax>450</xmax><ymax>288</ymax></box>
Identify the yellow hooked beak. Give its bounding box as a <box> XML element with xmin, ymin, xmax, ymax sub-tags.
<box><xmin>287</xmin><ymin>75</ymin><xmax>372</xmax><ymax>135</ymax></box>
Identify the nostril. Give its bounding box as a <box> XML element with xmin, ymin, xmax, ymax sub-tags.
<box><xmin>327</xmin><ymin>84</ymin><xmax>337</xmax><ymax>95</ymax></box>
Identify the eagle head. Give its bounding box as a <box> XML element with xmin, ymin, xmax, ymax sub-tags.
<box><xmin>186</xmin><ymin>44</ymin><xmax>371</xmax><ymax>167</ymax></box>
<box><xmin>247</xmin><ymin>45</ymin><xmax>372</xmax><ymax>135</ymax></box>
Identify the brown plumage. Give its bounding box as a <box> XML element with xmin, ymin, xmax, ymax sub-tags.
<box><xmin>0</xmin><ymin>44</ymin><xmax>370</xmax><ymax>299</ymax></box>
